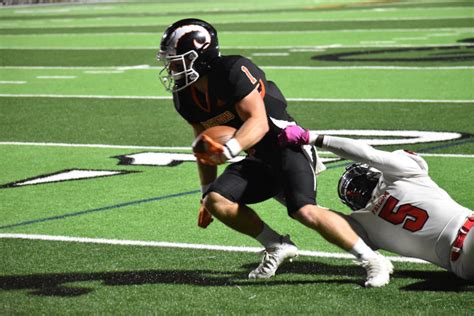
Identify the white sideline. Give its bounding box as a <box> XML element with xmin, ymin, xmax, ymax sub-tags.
<box><xmin>2</xmin><ymin>27</ymin><xmax>471</xmax><ymax>36</ymax></box>
<box><xmin>2</xmin><ymin>43</ymin><xmax>474</xmax><ymax>50</ymax></box>
<box><xmin>2</xmin><ymin>65</ymin><xmax>474</xmax><ymax>70</ymax></box>
<box><xmin>0</xmin><ymin>233</ymin><xmax>429</xmax><ymax>264</ymax></box>
<box><xmin>0</xmin><ymin>93</ymin><xmax>473</xmax><ymax>103</ymax></box>
<box><xmin>1</xmin><ymin>141</ymin><xmax>473</xmax><ymax>158</ymax></box>
<box><xmin>0</xmin><ymin>141</ymin><xmax>190</xmax><ymax>151</ymax></box>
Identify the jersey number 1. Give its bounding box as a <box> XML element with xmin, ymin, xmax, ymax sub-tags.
<box><xmin>241</xmin><ymin>66</ymin><xmax>257</xmax><ymax>84</ymax></box>
<box><xmin>378</xmin><ymin>196</ymin><xmax>429</xmax><ymax>232</ymax></box>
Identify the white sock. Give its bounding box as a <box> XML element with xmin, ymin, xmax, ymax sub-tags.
<box><xmin>256</xmin><ymin>223</ymin><xmax>281</xmax><ymax>249</ymax></box>
<box><xmin>350</xmin><ymin>238</ymin><xmax>378</xmax><ymax>260</ymax></box>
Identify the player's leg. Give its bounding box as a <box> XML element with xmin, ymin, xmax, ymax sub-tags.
<box><xmin>292</xmin><ymin>206</ymin><xmax>392</xmax><ymax>287</ymax></box>
<box><xmin>281</xmin><ymin>146</ymin><xmax>361</xmax><ymax>250</ymax></box>
<box><xmin>203</xmin><ymin>158</ymin><xmax>298</xmax><ymax>278</ymax></box>
<box><xmin>203</xmin><ymin>158</ymin><xmax>276</xmax><ymax>237</ymax></box>
<box><xmin>204</xmin><ymin>191</ymin><xmax>263</xmax><ymax>237</ymax></box>
<box><xmin>281</xmin><ymin>146</ymin><xmax>393</xmax><ymax>287</ymax></box>
<box><xmin>295</xmin><ymin>204</ymin><xmax>361</xmax><ymax>250</ymax></box>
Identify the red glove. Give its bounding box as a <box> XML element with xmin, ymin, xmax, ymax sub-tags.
<box><xmin>197</xmin><ymin>202</ymin><xmax>214</xmax><ymax>228</ymax></box>
<box><xmin>194</xmin><ymin>134</ymin><xmax>231</xmax><ymax>166</ymax></box>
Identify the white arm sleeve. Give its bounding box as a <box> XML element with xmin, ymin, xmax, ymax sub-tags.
<box><xmin>322</xmin><ymin>136</ymin><xmax>425</xmax><ymax>177</ymax></box>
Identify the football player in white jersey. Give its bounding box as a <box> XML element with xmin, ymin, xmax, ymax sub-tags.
<box><xmin>279</xmin><ymin>125</ymin><xmax>473</xmax><ymax>281</ymax></box>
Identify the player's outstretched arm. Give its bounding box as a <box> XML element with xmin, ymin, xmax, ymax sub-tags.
<box><xmin>321</xmin><ymin>135</ymin><xmax>423</xmax><ymax>177</ymax></box>
<box><xmin>278</xmin><ymin>125</ymin><xmax>421</xmax><ymax>176</ymax></box>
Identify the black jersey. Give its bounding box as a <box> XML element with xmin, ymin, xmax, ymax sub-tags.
<box><xmin>173</xmin><ymin>55</ymin><xmax>295</xmax><ymax>158</ymax></box>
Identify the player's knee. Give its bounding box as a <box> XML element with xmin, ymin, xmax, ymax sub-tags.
<box><xmin>203</xmin><ymin>191</ymin><xmax>235</xmax><ymax>216</ymax></box>
<box><xmin>293</xmin><ymin>204</ymin><xmax>323</xmax><ymax>228</ymax></box>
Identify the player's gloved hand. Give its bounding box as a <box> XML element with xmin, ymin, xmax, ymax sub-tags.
<box><xmin>197</xmin><ymin>201</ymin><xmax>214</xmax><ymax>228</ymax></box>
<box><xmin>278</xmin><ymin>125</ymin><xmax>310</xmax><ymax>146</ymax></box>
<box><xmin>194</xmin><ymin>135</ymin><xmax>240</xmax><ymax>166</ymax></box>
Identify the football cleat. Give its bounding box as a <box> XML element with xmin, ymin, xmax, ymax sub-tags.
<box><xmin>355</xmin><ymin>253</ymin><xmax>394</xmax><ymax>288</ymax></box>
<box><xmin>248</xmin><ymin>235</ymin><xmax>298</xmax><ymax>279</ymax></box>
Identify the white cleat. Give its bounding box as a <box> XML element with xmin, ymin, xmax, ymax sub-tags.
<box><xmin>356</xmin><ymin>253</ymin><xmax>394</xmax><ymax>288</ymax></box>
<box><xmin>248</xmin><ymin>235</ymin><xmax>298</xmax><ymax>279</ymax></box>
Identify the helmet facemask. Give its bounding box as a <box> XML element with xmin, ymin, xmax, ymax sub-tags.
<box><xmin>158</xmin><ymin>50</ymin><xmax>199</xmax><ymax>92</ymax></box>
<box><xmin>338</xmin><ymin>163</ymin><xmax>381</xmax><ymax>211</ymax></box>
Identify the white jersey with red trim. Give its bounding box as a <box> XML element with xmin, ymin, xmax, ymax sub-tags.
<box><xmin>322</xmin><ymin>136</ymin><xmax>473</xmax><ymax>271</ymax></box>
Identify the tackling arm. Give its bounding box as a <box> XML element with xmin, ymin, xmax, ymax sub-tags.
<box><xmin>320</xmin><ymin>135</ymin><xmax>421</xmax><ymax>177</ymax></box>
<box><xmin>278</xmin><ymin>125</ymin><xmax>419</xmax><ymax>176</ymax></box>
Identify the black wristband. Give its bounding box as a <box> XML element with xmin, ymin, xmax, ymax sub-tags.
<box><xmin>315</xmin><ymin>135</ymin><xmax>324</xmax><ymax>148</ymax></box>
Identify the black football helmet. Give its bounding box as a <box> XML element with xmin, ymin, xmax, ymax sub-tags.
<box><xmin>338</xmin><ymin>163</ymin><xmax>381</xmax><ymax>211</ymax></box>
<box><xmin>157</xmin><ymin>18</ymin><xmax>220</xmax><ymax>92</ymax></box>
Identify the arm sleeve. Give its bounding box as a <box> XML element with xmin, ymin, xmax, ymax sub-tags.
<box><xmin>322</xmin><ymin>136</ymin><xmax>425</xmax><ymax>177</ymax></box>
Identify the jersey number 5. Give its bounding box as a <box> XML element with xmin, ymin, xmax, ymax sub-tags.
<box><xmin>378</xmin><ymin>196</ymin><xmax>429</xmax><ymax>232</ymax></box>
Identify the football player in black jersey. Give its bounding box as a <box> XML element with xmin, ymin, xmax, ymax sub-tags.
<box><xmin>157</xmin><ymin>18</ymin><xmax>393</xmax><ymax>287</ymax></box>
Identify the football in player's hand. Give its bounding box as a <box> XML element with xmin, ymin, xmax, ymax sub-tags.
<box><xmin>192</xmin><ymin>125</ymin><xmax>237</xmax><ymax>153</ymax></box>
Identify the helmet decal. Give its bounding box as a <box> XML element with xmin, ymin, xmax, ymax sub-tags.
<box><xmin>172</xmin><ymin>25</ymin><xmax>211</xmax><ymax>51</ymax></box>
<box><xmin>158</xmin><ymin>19</ymin><xmax>219</xmax><ymax>92</ymax></box>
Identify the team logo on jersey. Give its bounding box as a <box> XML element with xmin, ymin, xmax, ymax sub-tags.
<box><xmin>201</xmin><ymin>111</ymin><xmax>235</xmax><ymax>128</ymax></box>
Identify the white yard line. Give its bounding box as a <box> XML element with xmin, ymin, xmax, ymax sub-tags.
<box><xmin>3</xmin><ymin>65</ymin><xmax>474</xmax><ymax>70</ymax></box>
<box><xmin>252</xmin><ymin>52</ymin><xmax>289</xmax><ymax>57</ymax></box>
<box><xmin>0</xmin><ymin>94</ymin><xmax>473</xmax><ymax>103</ymax></box>
<box><xmin>0</xmin><ymin>93</ymin><xmax>171</xmax><ymax>99</ymax></box>
<box><xmin>83</xmin><ymin>70</ymin><xmax>124</xmax><ymax>74</ymax></box>
<box><xmin>0</xmin><ymin>80</ymin><xmax>26</xmax><ymax>84</ymax></box>
<box><xmin>261</xmin><ymin>66</ymin><xmax>474</xmax><ymax>70</ymax></box>
<box><xmin>0</xmin><ymin>66</ymin><xmax>156</xmax><ymax>70</ymax></box>
<box><xmin>2</xmin><ymin>28</ymin><xmax>472</xmax><ymax>36</ymax></box>
<box><xmin>36</xmin><ymin>75</ymin><xmax>76</xmax><ymax>79</ymax></box>
<box><xmin>0</xmin><ymin>233</ymin><xmax>429</xmax><ymax>264</ymax></box>
<box><xmin>0</xmin><ymin>13</ymin><xmax>471</xmax><ymax>21</ymax></box>
<box><xmin>1</xmin><ymin>43</ymin><xmax>473</xmax><ymax>50</ymax></box>
<box><xmin>0</xmin><ymin>141</ymin><xmax>190</xmax><ymax>151</ymax></box>
<box><xmin>286</xmin><ymin>98</ymin><xmax>474</xmax><ymax>103</ymax></box>
<box><xmin>1</xmin><ymin>141</ymin><xmax>473</xmax><ymax>158</ymax></box>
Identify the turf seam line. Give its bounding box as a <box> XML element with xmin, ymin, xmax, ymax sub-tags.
<box><xmin>0</xmin><ymin>190</ymin><xmax>200</xmax><ymax>230</ymax></box>
<box><xmin>0</xmin><ymin>233</ymin><xmax>429</xmax><ymax>264</ymax></box>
